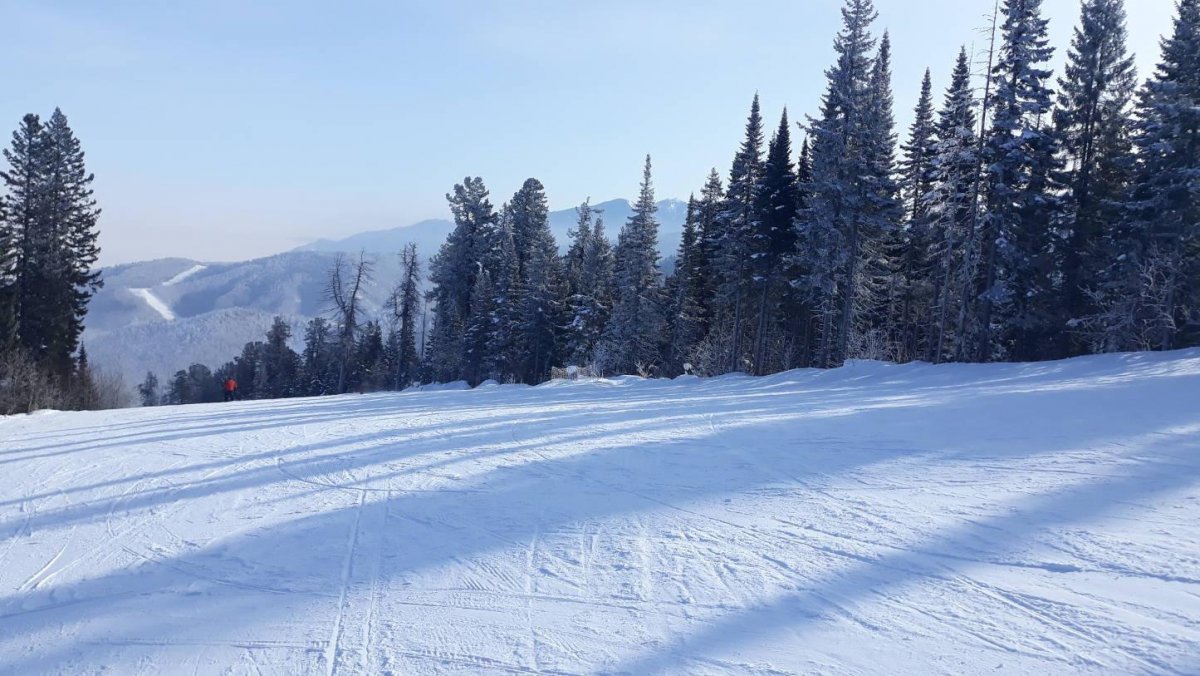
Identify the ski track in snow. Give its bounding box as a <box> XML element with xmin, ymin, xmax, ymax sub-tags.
<box><xmin>2</xmin><ymin>351</ymin><xmax>1200</xmax><ymax>674</ymax></box>
<box><xmin>129</xmin><ymin>287</ymin><xmax>176</xmax><ymax>322</ymax></box>
<box><xmin>162</xmin><ymin>264</ymin><xmax>207</xmax><ymax>287</ymax></box>
<box><xmin>130</xmin><ymin>265</ymin><xmax>207</xmax><ymax>322</ymax></box>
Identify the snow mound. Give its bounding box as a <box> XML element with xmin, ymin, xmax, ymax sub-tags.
<box><xmin>1</xmin><ymin>349</ymin><xmax>1199</xmax><ymax>673</ymax></box>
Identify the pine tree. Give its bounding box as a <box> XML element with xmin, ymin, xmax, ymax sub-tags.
<box><xmin>804</xmin><ymin>0</ymin><xmax>889</xmax><ymax>366</ymax></box>
<box><xmin>714</xmin><ymin>95</ymin><xmax>765</xmax><ymax>372</ymax></box>
<box><xmin>598</xmin><ymin>155</ymin><xmax>665</xmax><ymax>375</ymax></box>
<box><xmin>509</xmin><ymin>178</ymin><xmax>562</xmax><ymax>383</ymax></box>
<box><xmin>261</xmin><ymin>316</ymin><xmax>300</xmax><ymax>398</ymax></box>
<box><xmin>2</xmin><ymin>115</ymin><xmax>45</xmax><ymax>362</ymax></box>
<box><xmin>974</xmin><ymin>0</ymin><xmax>1064</xmax><ymax>361</ymax></box>
<box><xmin>925</xmin><ymin>47</ymin><xmax>980</xmax><ymax>362</ymax></box>
<box><xmin>427</xmin><ymin>177</ymin><xmax>496</xmax><ymax>381</ymax></box>
<box><xmin>900</xmin><ymin>69</ymin><xmax>938</xmax><ymax>223</ymax></box>
<box><xmin>863</xmin><ymin>31</ymin><xmax>904</xmax><ymax>361</ymax></box>
<box><xmin>39</xmin><ymin>109</ymin><xmax>102</xmax><ymax>376</ymax></box>
<box><xmin>1054</xmin><ymin>0</ymin><xmax>1138</xmax><ymax>351</ymax></box>
<box><xmin>0</xmin><ymin>192</ymin><xmax>16</xmax><ymax>351</ymax></box>
<box><xmin>390</xmin><ymin>242</ymin><xmax>421</xmax><ymax>388</ymax></box>
<box><xmin>563</xmin><ymin>201</ymin><xmax>615</xmax><ymax>365</ymax></box>
<box><xmin>1096</xmin><ymin>0</ymin><xmax>1200</xmax><ymax>351</ymax></box>
<box><xmin>750</xmin><ymin>109</ymin><xmax>800</xmax><ymax>373</ymax></box>
<box><xmin>137</xmin><ymin>371</ymin><xmax>160</xmax><ymax>407</ymax></box>
<box><xmin>667</xmin><ymin>196</ymin><xmax>707</xmax><ymax>372</ymax></box>
<box><xmin>301</xmin><ymin>316</ymin><xmax>337</xmax><ymax>395</ymax></box>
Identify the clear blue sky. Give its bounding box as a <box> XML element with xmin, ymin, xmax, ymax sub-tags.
<box><xmin>0</xmin><ymin>0</ymin><xmax>1177</xmax><ymax>265</ymax></box>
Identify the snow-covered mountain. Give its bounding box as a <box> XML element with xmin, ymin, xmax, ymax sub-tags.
<box><xmin>85</xmin><ymin>252</ymin><xmax>404</xmax><ymax>385</ymax></box>
<box><xmin>297</xmin><ymin>198</ymin><xmax>689</xmax><ymax>261</ymax></box>
<box><xmin>87</xmin><ymin>199</ymin><xmax>688</xmax><ymax>385</ymax></box>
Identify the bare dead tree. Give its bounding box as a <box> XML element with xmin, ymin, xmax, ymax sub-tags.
<box><xmin>326</xmin><ymin>250</ymin><xmax>374</xmax><ymax>393</ymax></box>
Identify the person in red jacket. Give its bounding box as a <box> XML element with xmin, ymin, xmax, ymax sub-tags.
<box><xmin>223</xmin><ymin>378</ymin><xmax>238</xmax><ymax>402</ymax></box>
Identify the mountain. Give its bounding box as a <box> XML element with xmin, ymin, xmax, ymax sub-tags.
<box><xmin>85</xmin><ymin>252</ymin><xmax>404</xmax><ymax>385</ymax></box>
<box><xmin>298</xmin><ymin>198</ymin><xmax>690</xmax><ymax>263</ymax></box>
<box><xmin>86</xmin><ymin>198</ymin><xmax>687</xmax><ymax>386</ymax></box>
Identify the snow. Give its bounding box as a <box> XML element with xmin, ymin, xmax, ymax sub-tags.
<box><xmin>2</xmin><ymin>351</ymin><xmax>1200</xmax><ymax>674</ymax></box>
<box><xmin>128</xmin><ymin>287</ymin><xmax>176</xmax><ymax>321</ymax></box>
<box><xmin>162</xmin><ymin>264</ymin><xmax>207</xmax><ymax>286</ymax></box>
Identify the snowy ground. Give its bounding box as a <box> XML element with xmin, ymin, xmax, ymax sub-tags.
<box><xmin>2</xmin><ymin>352</ymin><xmax>1200</xmax><ymax>674</ymax></box>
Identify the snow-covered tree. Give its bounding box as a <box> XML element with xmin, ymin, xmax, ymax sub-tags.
<box><xmin>427</xmin><ymin>177</ymin><xmax>496</xmax><ymax>382</ymax></box>
<box><xmin>924</xmin><ymin>47</ymin><xmax>980</xmax><ymax>362</ymax></box>
<box><xmin>1092</xmin><ymin>0</ymin><xmax>1200</xmax><ymax>351</ymax></box>
<box><xmin>1055</xmin><ymin>0</ymin><xmax>1138</xmax><ymax>352</ymax></box>
<box><xmin>974</xmin><ymin>0</ymin><xmax>1064</xmax><ymax>362</ymax></box>
<box><xmin>563</xmin><ymin>200</ymin><xmax>614</xmax><ymax>365</ymax></box>
<box><xmin>598</xmin><ymin>155</ymin><xmax>665</xmax><ymax>375</ymax></box>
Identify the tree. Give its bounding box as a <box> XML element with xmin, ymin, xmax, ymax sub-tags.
<box><xmin>714</xmin><ymin>95</ymin><xmax>765</xmax><ymax>372</ymax></box>
<box><xmin>1095</xmin><ymin>0</ymin><xmax>1200</xmax><ymax>351</ymax></box>
<box><xmin>1055</xmin><ymin>0</ymin><xmax>1138</xmax><ymax>353</ymax></box>
<box><xmin>899</xmin><ymin>69</ymin><xmax>938</xmax><ymax>224</ymax></box>
<box><xmin>667</xmin><ymin>196</ymin><xmax>707</xmax><ymax>372</ymax></box>
<box><xmin>301</xmin><ymin>317</ymin><xmax>337</xmax><ymax>395</ymax></box>
<box><xmin>974</xmin><ymin>0</ymin><xmax>1064</xmax><ymax>362</ymax></box>
<box><xmin>427</xmin><ymin>177</ymin><xmax>496</xmax><ymax>382</ymax></box>
<box><xmin>325</xmin><ymin>251</ymin><xmax>373</xmax><ymax>392</ymax></box>
<box><xmin>261</xmin><ymin>316</ymin><xmax>300</xmax><ymax>398</ymax></box>
<box><xmin>804</xmin><ymin>0</ymin><xmax>891</xmax><ymax>366</ymax></box>
<box><xmin>509</xmin><ymin>178</ymin><xmax>562</xmax><ymax>383</ymax></box>
<box><xmin>925</xmin><ymin>47</ymin><xmax>980</xmax><ymax>362</ymax></box>
<box><xmin>389</xmin><ymin>242</ymin><xmax>421</xmax><ymax>388</ymax></box>
<box><xmin>563</xmin><ymin>200</ymin><xmax>614</xmax><ymax>365</ymax></box>
<box><xmin>0</xmin><ymin>192</ymin><xmax>16</xmax><ymax>351</ymax></box>
<box><xmin>598</xmin><ymin>155</ymin><xmax>665</xmax><ymax>375</ymax></box>
<box><xmin>138</xmin><ymin>371</ymin><xmax>160</xmax><ymax>407</ymax></box>
<box><xmin>750</xmin><ymin>109</ymin><xmax>800</xmax><ymax>373</ymax></box>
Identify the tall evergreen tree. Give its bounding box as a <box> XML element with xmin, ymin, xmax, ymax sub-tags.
<box><xmin>974</xmin><ymin>0</ymin><xmax>1064</xmax><ymax>361</ymax></box>
<box><xmin>0</xmin><ymin>192</ymin><xmax>16</xmax><ymax>351</ymax></box>
<box><xmin>598</xmin><ymin>155</ymin><xmax>665</xmax><ymax>375</ymax></box>
<box><xmin>1095</xmin><ymin>0</ymin><xmax>1200</xmax><ymax>351</ymax></box>
<box><xmin>39</xmin><ymin>109</ymin><xmax>102</xmax><ymax>375</ymax></box>
<box><xmin>925</xmin><ymin>47</ymin><xmax>980</xmax><ymax>362</ymax></box>
<box><xmin>427</xmin><ymin>177</ymin><xmax>496</xmax><ymax>381</ymax></box>
<box><xmin>899</xmin><ymin>69</ymin><xmax>938</xmax><ymax>223</ymax></box>
<box><xmin>390</xmin><ymin>242</ymin><xmax>421</xmax><ymax>388</ymax></box>
<box><xmin>563</xmin><ymin>201</ymin><xmax>614</xmax><ymax>366</ymax></box>
<box><xmin>508</xmin><ymin>178</ymin><xmax>562</xmax><ymax>383</ymax></box>
<box><xmin>1054</xmin><ymin>0</ymin><xmax>1138</xmax><ymax>351</ymax></box>
<box><xmin>750</xmin><ymin>109</ymin><xmax>800</xmax><ymax>373</ymax></box>
<box><xmin>715</xmin><ymin>95</ymin><xmax>765</xmax><ymax>372</ymax></box>
<box><xmin>804</xmin><ymin>0</ymin><xmax>890</xmax><ymax>366</ymax></box>
<box><xmin>667</xmin><ymin>196</ymin><xmax>707</xmax><ymax>372</ymax></box>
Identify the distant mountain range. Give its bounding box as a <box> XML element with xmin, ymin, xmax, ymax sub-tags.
<box><xmin>86</xmin><ymin>198</ymin><xmax>687</xmax><ymax>387</ymax></box>
<box><xmin>296</xmin><ymin>198</ymin><xmax>688</xmax><ymax>260</ymax></box>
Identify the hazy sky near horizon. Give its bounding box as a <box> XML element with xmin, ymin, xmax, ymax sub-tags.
<box><xmin>1</xmin><ymin>0</ymin><xmax>1179</xmax><ymax>266</ymax></box>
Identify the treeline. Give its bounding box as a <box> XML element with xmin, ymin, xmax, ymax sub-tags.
<box><xmin>0</xmin><ymin>109</ymin><xmax>117</xmax><ymax>414</ymax></box>
<box><xmin>159</xmin><ymin>0</ymin><xmax>1199</xmax><ymax>404</ymax></box>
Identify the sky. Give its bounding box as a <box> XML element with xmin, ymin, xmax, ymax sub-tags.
<box><xmin>0</xmin><ymin>0</ymin><xmax>1180</xmax><ymax>266</ymax></box>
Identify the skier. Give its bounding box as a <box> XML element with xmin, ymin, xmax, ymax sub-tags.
<box><xmin>223</xmin><ymin>377</ymin><xmax>238</xmax><ymax>402</ymax></box>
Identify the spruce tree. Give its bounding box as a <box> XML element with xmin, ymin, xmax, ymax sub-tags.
<box><xmin>427</xmin><ymin>177</ymin><xmax>496</xmax><ymax>381</ymax></box>
<box><xmin>1098</xmin><ymin>0</ymin><xmax>1200</xmax><ymax>350</ymax></box>
<box><xmin>975</xmin><ymin>0</ymin><xmax>1064</xmax><ymax>361</ymax></box>
<box><xmin>899</xmin><ymin>69</ymin><xmax>938</xmax><ymax>223</ymax></box>
<box><xmin>598</xmin><ymin>155</ymin><xmax>665</xmax><ymax>375</ymax></box>
<box><xmin>1</xmin><ymin>115</ymin><xmax>45</xmax><ymax>362</ymax></box>
<box><xmin>1055</xmin><ymin>0</ymin><xmax>1138</xmax><ymax>352</ymax></box>
<box><xmin>39</xmin><ymin>109</ymin><xmax>102</xmax><ymax>375</ymax></box>
<box><xmin>715</xmin><ymin>95</ymin><xmax>765</xmax><ymax>372</ymax></box>
<box><xmin>0</xmin><ymin>193</ymin><xmax>16</xmax><ymax>351</ymax></box>
<box><xmin>508</xmin><ymin>179</ymin><xmax>562</xmax><ymax>383</ymax></box>
<box><xmin>750</xmin><ymin>109</ymin><xmax>800</xmax><ymax>373</ymax></box>
<box><xmin>804</xmin><ymin>0</ymin><xmax>887</xmax><ymax>366</ymax></box>
<box><xmin>391</xmin><ymin>242</ymin><xmax>421</xmax><ymax>388</ymax></box>
<box><xmin>667</xmin><ymin>196</ymin><xmax>707</xmax><ymax>372</ymax></box>
<box><xmin>925</xmin><ymin>47</ymin><xmax>979</xmax><ymax>362</ymax></box>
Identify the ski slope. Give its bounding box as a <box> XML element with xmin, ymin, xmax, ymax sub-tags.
<box><xmin>2</xmin><ymin>352</ymin><xmax>1199</xmax><ymax>674</ymax></box>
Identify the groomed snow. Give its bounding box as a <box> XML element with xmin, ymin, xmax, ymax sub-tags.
<box><xmin>2</xmin><ymin>351</ymin><xmax>1199</xmax><ymax>674</ymax></box>
<box><xmin>129</xmin><ymin>287</ymin><xmax>176</xmax><ymax>321</ymax></box>
<box><xmin>162</xmin><ymin>264</ymin><xmax>207</xmax><ymax>286</ymax></box>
